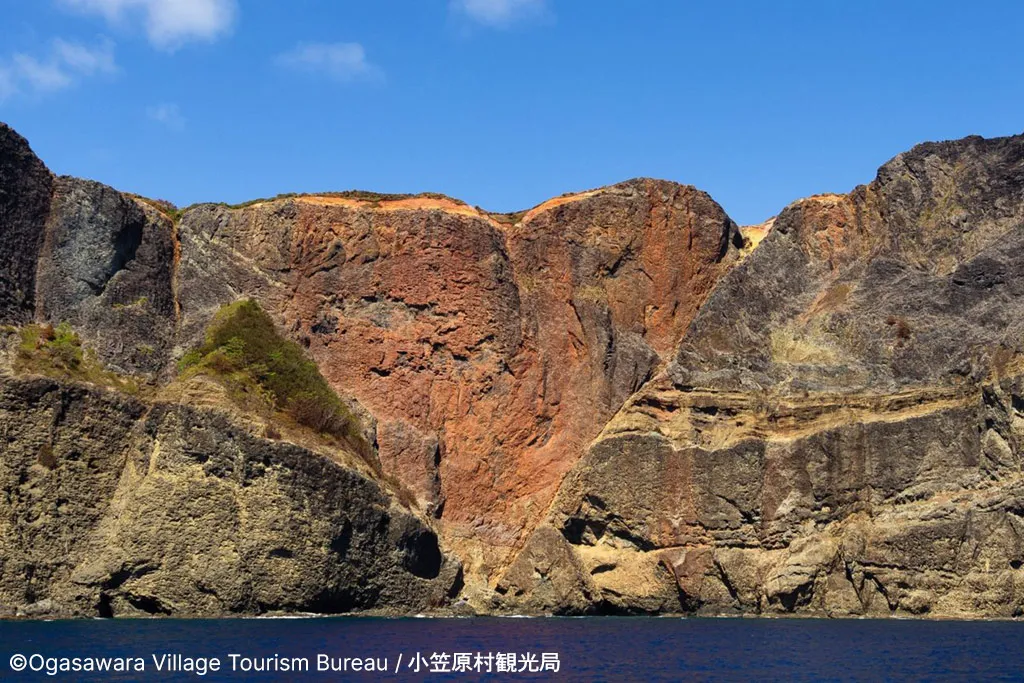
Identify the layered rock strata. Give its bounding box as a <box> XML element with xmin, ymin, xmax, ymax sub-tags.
<box><xmin>3</xmin><ymin>119</ymin><xmax>1024</xmax><ymax>618</ymax></box>
<box><xmin>502</xmin><ymin>134</ymin><xmax>1024</xmax><ymax>618</ymax></box>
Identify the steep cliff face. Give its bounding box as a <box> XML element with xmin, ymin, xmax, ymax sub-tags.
<box><xmin>0</xmin><ymin>374</ymin><xmax>460</xmax><ymax>618</ymax></box>
<box><xmin>0</xmin><ymin>124</ymin><xmax>51</xmax><ymax>324</ymax></box>
<box><xmin>502</xmin><ymin>133</ymin><xmax>1024</xmax><ymax>618</ymax></box>
<box><xmin>0</xmin><ymin>124</ymin><xmax>461</xmax><ymax>618</ymax></box>
<box><xmin>3</xmin><ymin>118</ymin><xmax>1024</xmax><ymax>619</ymax></box>
<box><xmin>173</xmin><ymin>182</ymin><xmax>743</xmax><ymax>583</ymax></box>
<box><xmin>36</xmin><ymin>177</ymin><xmax>177</xmax><ymax>375</ymax></box>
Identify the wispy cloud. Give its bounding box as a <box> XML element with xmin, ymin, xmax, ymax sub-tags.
<box><xmin>275</xmin><ymin>42</ymin><xmax>382</xmax><ymax>83</ymax></box>
<box><xmin>147</xmin><ymin>102</ymin><xmax>185</xmax><ymax>130</ymax></box>
<box><xmin>59</xmin><ymin>0</ymin><xmax>237</xmax><ymax>51</ymax></box>
<box><xmin>451</xmin><ymin>0</ymin><xmax>549</xmax><ymax>28</ymax></box>
<box><xmin>0</xmin><ymin>37</ymin><xmax>116</xmax><ymax>103</ymax></box>
<box><xmin>53</xmin><ymin>37</ymin><xmax>118</xmax><ymax>73</ymax></box>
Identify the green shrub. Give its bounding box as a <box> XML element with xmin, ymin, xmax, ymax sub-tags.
<box><xmin>19</xmin><ymin>322</ymin><xmax>83</xmax><ymax>371</ymax></box>
<box><xmin>49</xmin><ymin>322</ymin><xmax>83</xmax><ymax>369</ymax></box>
<box><xmin>14</xmin><ymin>322</ymin><xmax>138</xmax><ymax>393</ymax></box>
<box><xmin>177</xmin><ymin>349</ymin><xmax>203</xmax><ymax>372</ymax></box>
<box><xmin>135</xmin><ymin>197</ymin><xmax>181</xmax><ymax>222</ymax></box>
<box><xmin>112</xmin><ymin>296</ymin><xmax>148</xmax><ymax>310</ymax></box>
<box><xmin>183</xmin><ymin>299</ymin><xmax>370</xmax><ymax>459</ymax></box>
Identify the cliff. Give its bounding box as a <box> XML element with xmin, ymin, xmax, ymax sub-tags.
<box><xmin>1</xmin><ymin>120</ymin><xmax>1023</xmax><ymax>618</ymax></box>
<box><xmin>500</xmin><ymin>134</ymin><xmax>1024</xmax><ymax>617</ymax></box>
<box><xmin>0</xmin><ymin>374</ymin><xmax>459</xmax><ymax>618</ymax></box>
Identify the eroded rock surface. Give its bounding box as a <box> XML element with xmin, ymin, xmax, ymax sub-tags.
<box><xmin>36</xmin><ymin>177</ymin><xmax>177</xmax><ymax>375</ymax></box>
<box><xmin>0</xmin><ymin>124</ymin><xmax>51</xmax><ymax>324</ymax></box>
<box><xmin>503</xmin><ymin>133</ymin><xmax>1024</xmax><ymax>618</ymax></box>
<box><xmin>4</xmin><ymin>118</ymin><xmax>1024</xmax><ymax>618</ymax></box>
<box><xmin>172</xmin><ymin>181</ymin><xmax>744</xmax><ymax>583</ymax></box>
<box><xmin>0</xmin><ymin>376</ymin><xmax>460</xmax><ymax>618</ymax></box>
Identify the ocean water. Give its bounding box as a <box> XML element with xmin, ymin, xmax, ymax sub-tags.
<box><xmin>1</xmin><ymin>616</ymin><xmax>1022</xmax><ymax>681</ymax></box>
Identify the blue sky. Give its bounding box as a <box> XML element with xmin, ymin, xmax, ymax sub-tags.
<box><xmin>0</xmin><ymin>1</ymin><xmax>1022</xmax><ymax>225</ymax></box>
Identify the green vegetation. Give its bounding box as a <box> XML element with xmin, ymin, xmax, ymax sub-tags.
<box><xmin>297</xmin><ymin>189</ymin><xmax>464</xmax><ymax>205</ymax></box>
<box><xmin>490</xmin><ymin>210</ymin><xmax>527</xmax><ymax>225</ymax></box>
<box><xmin>134</xmin><ymin>196</ymin><xmax>182</xmax><ymax>222</ymax></box>
<box><xmin>22</xmin><ymin>322</ymin><xmax>81</xmax><ymax>369</ymax></box>
<box><xmin>179</xmin><ymin>299</ymin><xmax>371</xmax><ymax>460</ymax></box>
<box><xmin>219</xmin><ymin>193</ymin><xmax>299</xmax><ymax>209</ymax></box>
<box><xmin>15</xmin><ymin>322</ymin><xmax>138</xmax><ymax>393</ymax></box>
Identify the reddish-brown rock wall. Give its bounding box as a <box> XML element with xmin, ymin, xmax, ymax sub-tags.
<box><xmin>175</xmin><ymin>180</ymin><xmax>743</xmax><ymax>579</ymax></box>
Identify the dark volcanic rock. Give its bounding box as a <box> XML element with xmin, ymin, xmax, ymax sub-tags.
<box><xmin>0</xmin><ymin>124</ymin><xmax>52</xmax><ymax>323</ymax></box>
<box><xmin>671</xmin><ymin>133</ymin><xmax>1024</xmax><ymax>392</ymax></box>
<box><xmin>36</xmin><ymin>178</ymin><xmax>177</xmax><ymax>375</ymax></box>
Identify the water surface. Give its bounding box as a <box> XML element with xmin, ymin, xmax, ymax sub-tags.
<box><xmin>1</xmin><ymin>617</ymin><xmax>1021</xmax><ymax>681</ymax></box>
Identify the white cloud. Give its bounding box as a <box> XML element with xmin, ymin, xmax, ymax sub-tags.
<box><xmin>276</xmin><ymin>42</ymin><xmax>382</xmax><ymax>83</ymax></box>
<box><xmin>451</xmin><ymin>0</ymin><xmax>548</xmax><ymax>27</ymax></box>
<box><xmin>0</xmin><ymin>38</ymin><xmax>116</xmax><ymax>103</ymax></box>
<box><xmin>59</xmin><ymin>0</ymin><xmax>237</xmax><ymax>51</ymax></box>
<box><xmin>146</xmin><ymin>102</ymin><xmax>185</xmax><ymax>130</ymax></box>
<box><xmin>11</xmin><ymin>54</ymin><xmax>73</xmax><ymax>92</ymax></box>
<box><xmin>53</xmin><ymin>37</ymin><xmax>118</xmax><ymax>73</ymax></box>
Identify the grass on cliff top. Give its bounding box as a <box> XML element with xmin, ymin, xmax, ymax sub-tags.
<box><xmin>130</xmin><ymin>195</ymin><xmax>182</xmax><ymax>222</ymax></box>
<box><xmin>13</xmin><ymin>322</ymin><xmax>139</xmax><ymax>394</ymax></box>
<box><xmin>179</xmin><ymin>299</ymin><xmax>375</xmax><ymax>466</ymax></box>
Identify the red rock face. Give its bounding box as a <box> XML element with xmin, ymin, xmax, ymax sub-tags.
<box><xmin>495</xmin><ymin>133</ymin><xmax>1024</xmax><ymax>618</ymax></box>
<box><xmin>175</xmin><ymin>180</ymin><xmax>743</xmax><ymax>579</ymax></box>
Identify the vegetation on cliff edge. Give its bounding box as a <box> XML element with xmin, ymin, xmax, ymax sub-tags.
<box><xmin>12</xmin><ymin>322</ymin><xmax>139</xmax><ymax>393</ymax></box>
<box><xmin>178</xmin><ymin>299</ymin><xmax>374</xmax><ymax>464</ymax></box>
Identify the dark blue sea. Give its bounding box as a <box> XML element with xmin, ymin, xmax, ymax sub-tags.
<box><xmin>1</xmin><ymin>617</ymin><xmax>1022</xmax><ymax>681</ymax></box>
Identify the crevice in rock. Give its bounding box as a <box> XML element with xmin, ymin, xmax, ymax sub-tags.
<box><xmin>863</xmin><ymin>572</ymin><xmax>896</xmax><ymax>611</ymax></box>
<box><xmin>125</xmin><ymin>593</ymin><xmax>171</xmax><ymax>615</ymax></box>
<box><xmin>96</xmin><ymin>593</ymin><xmax>113</xmax><ymax>618</ymax></box>
<box><xmin>773</xmin><ymin>581</ymin><xmax>814</xmax><ymax>612</ymax></box>
<box><xmin>713</xmin><ymin>493</ymin><xmax>758</xmax><ymax>526</ymax></box>
<box><xmin>102</xmin><ymin>562</ymin><xmax>158</xmax><ymax>591</ymax></box>
<box><xmin>713</xmin><ymin>558</ymin><xmax>741</xmax><ymax>605</ymax></box>
<box><xmin>306</xmin><ymin>588</ymin><xmax>358</xmax><ymax>615</ymax></box>
<box><xmin>1011</xmin><ymin>394</ymin><xmax>1024</xmax><ymax>415</ymax></box>
<box><xmin>398</xmin><ymin>528</ymin><xmax>443</xmax><ymax>579</ymax></box>
<box><xmin>328</xmin><ymin>521</ymin><xmax>352</xmax><ymax>558</ymax></box>
<box><xmin>446</xmin><ymin>565</ymin><xmax>465</xmax><ymax>599</ymax></box>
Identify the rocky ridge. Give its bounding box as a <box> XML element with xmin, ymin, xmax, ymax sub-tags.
<box><xmin>2</xmin><ymin>120</ymin><xmax>1024</xmax><ymax>618</ymax></box>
